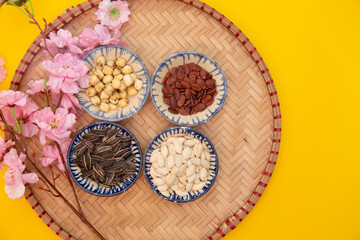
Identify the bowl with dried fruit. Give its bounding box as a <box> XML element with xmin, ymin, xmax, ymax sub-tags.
<box><xmin>78</xmin><ymin>46</ymin><xmax>150</xmax><ymax>121</ymax></box>
<box><xmin>67</xmin><ymin>122</ymin><xmax>143</xmax><ymax>197</ymax></box>
<box><xmin>151</xmin><ymin>52</ymin><xmax>227</xmax><ymax>126</ymax></box>
<box><xmin>143</xmin><ymin>127</ymin><xmax>219</xmax><ymax>203</ymax></box>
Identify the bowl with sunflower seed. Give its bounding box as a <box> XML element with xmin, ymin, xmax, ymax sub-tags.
<box><xmin>67</xmin><ymin>121</ymin><xmax>142</xmax><ymax>197</ymax></box>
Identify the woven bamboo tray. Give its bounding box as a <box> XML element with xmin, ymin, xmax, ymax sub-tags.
<box><xmin>9</xmin><ymin>0</ymin><xmax>281</xmax><ymax>239</ymax></box>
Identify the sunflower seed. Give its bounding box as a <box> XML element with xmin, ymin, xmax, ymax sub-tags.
<box><xmin>83</xmin><ymin>139</ymin><xmax>95</xmax><ymax>151</ymax></box>
<box><xmin>74</xmin><ymin>142</ymin><xmax>84</xmax><ymax>151</ymax></box>
<box><xmin>92</xmin><ymin>129</ymin><xmax>106</xmax><ymax>136</ymax></box>
<box><xmin>82</xmin><ymin>169</ymin><xmax>94</xmax><ymax>178</ymax></box>
<box><xmin>106</xmin><ymin>137</ymin><xmax>122</xmax><ymax>146</ymax></box>
<box><xmin>76</xmin><ymin>146</ymin><xmax>87</xmax><ymax>158</ymax></box>
<box><xmin>103</xmin><ymin>129</ymin><xmax>117</xmax><ymax>142</ymax></box>
<box><xmin>114</xmin><ymin>147</ymin><xmax>131</xmax><ymax>158</ymax></box>
<box><xmin>93</xmin><ymin>163</ymin><xmax>105</xmax><ymax>177</ymax></box>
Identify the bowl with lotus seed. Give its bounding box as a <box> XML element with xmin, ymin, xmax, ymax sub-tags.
<box><xmin>78</xmin><ymin>45</ymin><xmax>150</xmax><ymax>121</ymax></box>
<box><xmin>143</xmin><ymin>126</ymin><xmax>219</xmax><ymax>203</ymax></box>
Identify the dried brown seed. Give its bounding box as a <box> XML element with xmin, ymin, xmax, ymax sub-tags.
<box><xmin>191</xmin><ymin>84</ymin><xmax>201</xmax><ymax>91</ymax></box>
<box><xmin>194</xmin><ymin>103</ymin><xmax>206</xmax><ymax>112</ymax></box>
<box><xmin>170</xmin><ymin>67</ymin><xmax>177</xmax><ymax>77</ymax></box>
<box><xmin>207</xmin><ymin>86</ymin><xmax>216</xmax><ymax>95</ymax></box>
<box><xmin>196</xmin><ymin>78</ymin><xmax>206</xmax><ymax>89</ymax></box>
<box><xmin>174</xmin><ymin>89</ymin><xmax>180</xmax><ymax>100</ymax></box>
<box><xmin>200</xmin><ymin>70</ymin><xmax>207</xmax><ymax>79</ymax></box>
<box><xmin>175</xmin><ymin>81</ymin><xmax>182</xmax><ymax>88</ymax></box>
<box><xmin>163</xmin><ymin>97</ymin><xmax>171</xmax><ymax>105</ymax></box>
<box><xmin>211</xmin><ymin>91</ymin><xmax>218</xmax><ymax>98</ymax></box>
<box><xmin>181</xmin><ymin>81</ymin><xmax>190</xmax><ymax>89</ymax></box>
<box><xmin>184</xmin><ymin>64</ymin><xmax>190</xmax><ymax>74</ymax></box>
<box><xmin>162</xmin><ymin>87</ymin><xmax>169</xmax><ymax>96</ymax></box>
<box><xmin>167</xmin><ymin>77</ymin><xmax>177</xmax><ymax>85</ymax></box>
<box><xmin>162</xmin><ymin>76</ymin><xmax>168</xmax><ymax>84</ymax></box>
<box><xmin>177</xmin><ymin>95</ymin><xmax>186</xmax><ymax>107</ymax></box>
<box><xmin>205</xmin><ymin>97</ymin><xmax>215</xmax><ymax>107</ymax></box>
<box><xmin>170</xmin><ymin>96</ymin><xmax>177</xmax><ymax>108</ymax></box>
<box><xmin>202</xmin><ymin>89</ymin><xmax>207</xmax><ymax>99</ymax></box>
<box><xmin>192</xmin><ymin>64</ymin><xmax>201</xmax><ymax>71</ymax></box>
<box><xmin>179</xmin><ymin>108</ymin><xmax>189</xmax><ymax>116</ymax></box>
<box><xmin>177</xmin><ymin>69</ymin><xmax>185</xmax><ymax>80</ymax></box>
<box><xmin>201</xmin><ymin>95</ymin><xmax>212</xmax><ymax>104</ymax></box>
<box><xmin>185</xmin><ymin>89</ymin><xmax>191</xmax><ymax>98</ymax></box>
<box><xmin>189</xmin><ymin>75</ymin><xmax>196</xmax><ymax>83</ymax></box>
<box><xmin>168</xmin><ymin>107</ymin><xmax>178</xmax><ymax>114</ymax></box>
<box><xmin>205</xmin><ymin>79</ymin><xmax>216</xmax><ymax>87</ymax></box>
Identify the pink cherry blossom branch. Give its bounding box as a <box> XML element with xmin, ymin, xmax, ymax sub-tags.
<box><xmin>0</xmin><ymin>110</ymin><xmax>105</xmax><ymax>240</ymax></box>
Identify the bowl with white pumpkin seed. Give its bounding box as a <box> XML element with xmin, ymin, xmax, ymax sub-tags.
<box><xmin>67</xmin><ymin>122</ymin><xmax>143</xmax><ymax>197</ymax></box>
<box><xmin>143</xmin><ymin>127</ymin><xmax>218</xmax><ymax>203</ymax></box>
<box><xmin>78</xmin><ymin>45</ymin><xmax>150</xmax><ymax>122</ymax></box>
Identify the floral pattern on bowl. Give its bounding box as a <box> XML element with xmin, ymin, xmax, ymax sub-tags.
<box><xmin>67</xmin><ymin>122</ymin><xmax>142</xmax><ymax>197</ymax></box>
<box><xmin>143</xmin><ymin>127</ymin><xmax>219</xmax><ymax>203</ymax></box>
<box><xmin>151</xmin><ymin>52</ymin><xmax>227</xmax><ymax>126</ymax></box>
<box><xmin>78</xmin><ymin>46</ymin><xmax>149</xmax><ymax>122</ymax></box>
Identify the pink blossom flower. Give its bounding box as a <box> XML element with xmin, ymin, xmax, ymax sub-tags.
<box><xmin>0</xmin><ymin>90</ymin><xmax>28</xmax><ymax>109</ymax></box>
<box><xmin>2</xmin><ymin>108</ymin><xmax>39</xmax><ymax>138</ymax></box>
<box><xmin>95</xmin><ymin>0</ymin><xmax>130</xmax><ymax>30</ymax></box>
<box><xmin>0</xmin><ymin>56</ymin><xmax>7</xmax><ymax>83</ymax></box>
<box><xmin>0</xmin><ymin>90</ymin><xmax>39</xmax><ymax>135</ymax></box>
<box><xmin>0</xmin><ymin>90</ymin><xmax>39</xmax><ymax>137</ymax></box>
<box><xmin>42</xmin><ymin>53</ymin><xmax>89</xmax><ymax>94</ymax></box>
<box><xmin>0</xmin><ymin>137</ymin><xmax>14</xmax><ymax>171</ymax></box>
<box><xmin>40</xmin><ymin>138</ymin><xmax>71</xmax><ymax>172</ymax></box>
<box><xmin>40</xmin><ymin>29</ymin><xmax>83</xmax><ymax>57</ymax></box>
<box><xmin>79</xmin><ymin>24</ymin><xmax>127</xmax><ymax>55</ymax></box>
<box><xmin>51</xmin><ymin>93</ymin><xmax>83</xmax><ymax>115</ymax></box>
<box><xmin>33</xmin><ymin>107</ymin><xmax>76</xmax><ymax>145</ymax></box>
<box><xmin>3</xmin><ymin>149</ymin><xmax>38</xmax><ymax>199</ymax></box>
<box><xmin>26</xmin><ymin>79</ymin><xmax>47</xmax><ymax>95</ymax></box>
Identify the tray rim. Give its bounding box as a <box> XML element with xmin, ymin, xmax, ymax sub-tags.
<box><xmin>8</xmin><ymin>0</ymin><xmax>282</xmax><ymax>239</ymax></box>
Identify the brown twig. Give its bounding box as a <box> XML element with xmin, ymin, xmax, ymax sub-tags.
<box><xmin>38</xmin><ymin>177</ymin><xmax>60</xmax><ymax>197</ymax></box>
<box><xmin>0</xmin><ymin>111</ymin><xmax>105</xmax><ymax>240</ymax></box>
<box><xmin>55</xmin><ymin>142</ymin><xmax>84</xmax><ymax>216</ymax></box>
<box><xmin>24</xmin><ymin>8</ymin><xmax>54</xmax><ymax>58</ymax></box>
<box><xmin>54</xmin><ymin>91</ymin><xmax>64</xmax><ymax>112</ymax></box>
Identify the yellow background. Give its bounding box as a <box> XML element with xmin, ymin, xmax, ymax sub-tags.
<box><xmin>1</xmin><ymin>0</ymin><xmax>360</xmax><ymax>239</ymax></box>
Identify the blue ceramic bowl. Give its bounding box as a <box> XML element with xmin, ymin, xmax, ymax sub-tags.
<box><xmin>67</xmin><ymin>122</ymin><xmax>142</xmax><ymax>197</ymax></box>
<box><xmin>78</xmin><ymin>46</ymin><xmax>150</xmax><ymax>122</ymax></box>
<box><xmin>143</xmin><ymin>127</ymin><xmax>218</xmax><ymax>202</ymax></box>
<box><xmin>151</xmin><ymin>52</ymin><xmax>227</xmax><ymax>126</ymax></box>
